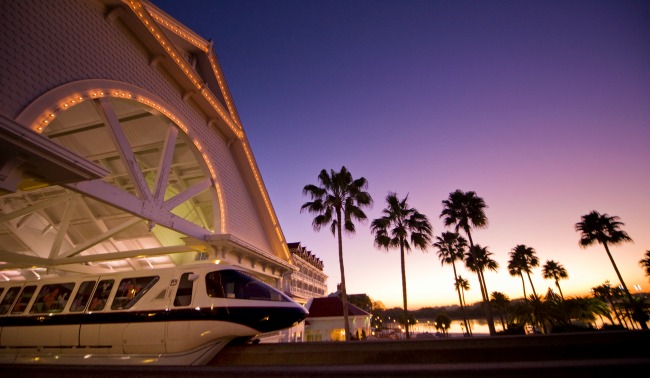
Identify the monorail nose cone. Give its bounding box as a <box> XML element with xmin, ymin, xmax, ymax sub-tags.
<box><xmin>252</xmin><ymin>307</ymin><xmax>306</xmax><ymax>333</ymax></box>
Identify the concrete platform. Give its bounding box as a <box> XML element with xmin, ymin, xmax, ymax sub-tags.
<box><xmin>2</xmin><ymin>330</ymin><xmax>648</xmax><ymax>377</ymax></box>
<box><xmin>210</xmin><ymin>329</ymin><xmax>649</xmax><ymax>366</ymax></box>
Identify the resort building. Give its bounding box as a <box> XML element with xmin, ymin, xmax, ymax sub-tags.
<box><xmin>0</xmin><ymin>0</ymin><xmax>308</xmax><ymax>342</ymax></box>
<box><xmin>285</xmin><ymin>242</ymin><xmax>328</xmax><ymax>305</ymax></box>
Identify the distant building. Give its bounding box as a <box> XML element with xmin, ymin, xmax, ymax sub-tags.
<box><xmin>304</xmin><ymin>296</ymin><xmax>371</xmax><ymax>342</ymax></box>
<box><xmin>255</xmin><ymin>242</ymin><xmax>327</xmax><ymax>343</ymax></box>
<box><xmin>285</xmin><ymin>242</ymin><xmax>328</xmax><ymax>305</ymax></box>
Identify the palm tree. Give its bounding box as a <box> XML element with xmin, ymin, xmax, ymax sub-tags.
<box><xmin>564</xmin><ymin>296</ymin><xmax>612</xmax><ymax>329</ymax></box>
<box><xmin>490</xmin><ymin>291</ymin><xmax>510</xmax><ymax>332</ymax></box>
<box><xmin>511</xmin><ymin>293</ymin><xmax>553</xmax><ymax>334</ymax></box>
<box><xmin>591</xmin><ymin>281</ymin><xmax>624</xmax><ymax>327</ymax></box>
<box><xmin>640</xmin><ymin>250</ymin><xmax>650</xmax><ymax>278</ymax></box>
<box><xmin>301</xmin><ymin>166</ymin><xmax>373</xmax><ymax>340</ymax></box>
<box><xmin>433</xmin><ymin>231</ymin><xmax>471</xmax><ymax>335</ymax></box>
<box><xmin>371</xmin><ymin>192</ymin><xmax>433</xmax><ymax>339</ymax></box>
<box><xmin>575</xmin><ymin>210</ymin><xmax>648</xmax><ymax>330</ymax></box>
<box><xmin>465</xmin><ymin>244</ymin><xmax>499</xmax><ymax>335</ymax></box>
<box><xmin>508</xmin><ymin>253</ymin><xmax>528</xmax><ymax>299</ymax></box>
<box><xmin>542</xmin><ymin>260</ymin><xmax>568</xmax><ymax>300</ymax></box>
<box><xmin>440</xmin><ymin>190</ymin><xmax>487</xmax><ymax>247</ymax></box>
<box><xmin>440</xmin><ymin>189</ymin><xmax>496</xmax><ymax>335</ymax></box>
<box><xmin>455</xmin><ymin>276</ymin><xmax>472</xmax><ymax>335</ymax></box>
<box><xmin>434</xmin><ymin>313</ymin><xmax>452</xmax><ymax>338</ymax></box>
<box><xmin>509</xmin><ymin>244</ymin><xmax>539</xmax><ymax>298</ymax></box>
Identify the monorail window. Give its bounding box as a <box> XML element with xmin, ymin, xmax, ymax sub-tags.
<box><xmin>205</xmin><ymin>270</ymin><xmax>290</xmax><ymax>302</ymax></box>
<box><xmin>70</xmin><ymin>281</ymin><xmax>97</xmax><ymax>312</ymax></box>
<box><xmin>30</xmin><ymin>282</ymin><xmax>75</xmax><ymax>314</ymax></box>
<box><xmin>88</xmin><ymin>280</ymin><xmax>114</xmax><ymax>311</ymax></box>
<box><xmin>173</xmin><ymin>272</ymin><xmax>194</xmax><ymax>307</ymax></box>
<box><xmin>10</xmin><ymin>285</ymin><xmax>37</xmax><ymax>314</ymax></box>
<box><xmin>0</xmin><ymin>287</ymin><xmax>21</xmax><ymax>315</ymax></box>
<box><xmin>111</xmin><ymin>276</ymin><xmax>159</xmax><ymax>310</ymax></box>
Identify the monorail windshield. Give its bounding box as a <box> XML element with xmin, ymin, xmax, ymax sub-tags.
<box><xmin>206</xmin><ymin>269</ymin><xmax>291</xmax><ymax>302</ymax></box>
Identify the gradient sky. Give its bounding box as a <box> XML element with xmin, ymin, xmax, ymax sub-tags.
<box><xmin>153</xmin><ymin>0</ymin><xmax>650</xmax><ymax>309</ymax></box>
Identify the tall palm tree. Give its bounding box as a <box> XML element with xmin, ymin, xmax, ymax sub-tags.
<box><xmin>455</xmin><ymin>276</ymin><xmax>470</xmax><ymax>306</ymax></box>
<box><xmin>575</xmin><ymin>210</ymin><xmax>648</xmax><ymax>330</ymax></box>
<box><xmin>440</xmin><ymin>190</ymin><xmax>487</xmax><ymax>247</ymax></box>
<box><xmin>371</xmin><ymin>192</ymin><xmax>433</xmax><ymax>339</ymax></box>
<box><xmin>508</xmin><ymin>253</ymin><xmax>528</xmax><ymax>299</ymax></box>
<box><xmin>433</xmin><ymin>231</ymin><xmax>471</xmax><ymax>335</ymax></box>
<box><xmin>441</xmin><ymin>190</ymin><xmax>496</xmax><ymax>335</ymax></box>
<box><xmin>542</xmin><ymin>260</ymin><xmax>568</xmax><ymax>300</ymax></box>
<box><xmin>464</xmin><ymin>244</ymin><xmax>499</xmax><ymax>335</ymax></box>
<box><xmin>640</xmin><ymin>250</ymin><xmax>650</xmax><ymax>278</ymax></box>
<box><xmin>455</xmin><ymin>276</ymin><xmax>472</xmax><ymax>335</ymax></box>
<box><xmin>301</xmin><ymin>166</ymin><xmax>373</xmax><ymax>340</ymax></box>
<box><xmin>509</xmin><ymin>245</ymin><xmax>539</xmax><ymax>298</ymax></box>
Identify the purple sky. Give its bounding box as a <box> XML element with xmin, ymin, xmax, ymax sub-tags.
<box><xmin>153</xmin><ymin>0</ymin><xmax>650</xmax><ymax>309</ymax></box>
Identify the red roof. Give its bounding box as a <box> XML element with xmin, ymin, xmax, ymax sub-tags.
<box><xmin>306</xmin><ymin>297</ymin><xmax>370</xmax><ymax>318</ymax></box>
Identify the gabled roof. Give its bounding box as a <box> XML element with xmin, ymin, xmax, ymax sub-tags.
<box><xmin>306</xmin><ymin>297</ymin><xmax>370</xmax><ymax>318</ymax></box>
<box><xmin>0</xmin><ymin>0</ymin><xmax>292</xmax><ymax>280</ymax></box>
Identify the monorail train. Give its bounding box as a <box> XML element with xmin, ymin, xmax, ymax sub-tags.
<box><xmin>0</xmin><ymin>263</ymin><xmax>308</xmax><ymax>365</ymax></box>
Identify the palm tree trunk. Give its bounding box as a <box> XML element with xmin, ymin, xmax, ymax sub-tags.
<box><xmin>555</xmin><ymin>280</ymin><xmax>565</xmax><ymax>301</ymax></box>
<box><xmin>520</xmin><ymin>274</ymin><xmax>527</xmax><ymax>299</ymax></box>
<box><xmin>465</xmin><ymin>228</ymin><xmax>496</xmax><ymax>336</ymax></box>
<box><xmin>460</xmin><ymin>288</ymin><xmax>472</xmax><ymax>335</ymax></box>
<box><xmin>400</xmin><ymin>242</ymin><xmax>410</xmax><ymax>339</ymax></box>
<box><xmin>526</xmin><ymin>271</ymin><xmax>537</xmax><ymax>297</ymax></box>
<box><xmin>476</xmin><ymin>271</ymin><xmax>489</xmax><ymax>322</ymax></box>
<box><xmin>603</xmin><ymin>243</ymin><xmax>648</xmax><ymax>330</ymax></box>
<box><xmin>336</xmin><ymin>210</ymin><xmax>351</xmax><ymax>341</ymax></box>
<box><xmin>478</xmin><ymin>269</ymin><xmax>497</xmax><ymax>335</ymax></box>
<box><xmin>608</xmin><ymin>296</ymin><xmax>624</xmax><ymax>326</ymax></box>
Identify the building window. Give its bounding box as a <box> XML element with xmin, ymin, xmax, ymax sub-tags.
<box><xmin>305</xmin><ymin>329</ymin><xmax>322</xmax><ymax>342</ymax></box>
<box><xmin>329</xmin><ymin>328</ymin><xmax>346</xmax><ymax>342</ymax></box>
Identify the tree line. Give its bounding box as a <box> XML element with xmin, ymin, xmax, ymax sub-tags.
<box><xmin>301</xmin><ymin>166</ymin><xmax>650</xmax><ymax>340</ymax></box>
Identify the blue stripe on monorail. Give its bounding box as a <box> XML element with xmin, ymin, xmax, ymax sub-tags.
<box><xmin>0</xmin><ymin>306</ymin><xmax>307</xmax><ymax>334</ymax></box>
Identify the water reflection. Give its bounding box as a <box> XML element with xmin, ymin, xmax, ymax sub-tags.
<box><xmin>416</xmin><ymin>318</ymin><xmax>492</xmax><ymax>337</ymax></box>
<box><xmin>383</xmin><ymin>318</ymin><xmax>492</xmax><ymax>338</ymax></box>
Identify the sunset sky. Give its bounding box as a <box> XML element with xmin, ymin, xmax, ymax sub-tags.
<box><xmin>153</xmin><ymin>0</ymin><xmax>650</xmax><ymax>309</ymax></box>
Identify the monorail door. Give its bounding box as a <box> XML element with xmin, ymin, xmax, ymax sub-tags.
<box><xmin>165</xmin><ymin>268</ymin><xmax>199</xmax><ymax>353</ymax></box>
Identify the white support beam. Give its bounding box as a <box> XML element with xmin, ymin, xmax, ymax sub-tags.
<box><xmin>153</xmin><ymin>124</ymin><xmax>177</xmax><ymax>207</ymax></box>
<box><xmin>60</xmin><ymin>217</ymin><xmax>142</xmax><ymax>258</ymax></box>
<box><xmin>48</xmin><ymin>194</ymin><xmax>77</xmax><ymax>259</ymax></box>
<box><xmin>162</xmin><ymin>177</ymin><xmax>211</xmax><ymax>211</ymax></box>
<box><xmin>93</xmin><ymin>98</ymin><xmax>153</xmax><ymax>202</ymax></box>
<box><xmin>0</xmin><ymin>193</ymin><xmax>74</xmax><ymax>223</ymax></box>
<box><xmin>0</xmin><ymin>250</ymin><xmax>48</xmax><ymax>266</ymax></box>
